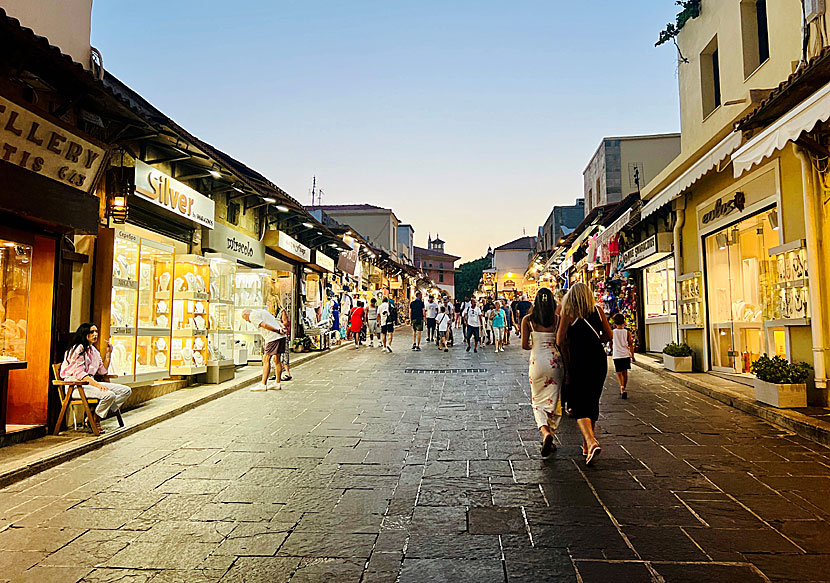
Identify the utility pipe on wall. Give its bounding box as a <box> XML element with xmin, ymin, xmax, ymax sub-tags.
<box><xmin>794</xmin><ymin>146</ymin><xmax>828</xmax><ymax>392</ymax></box>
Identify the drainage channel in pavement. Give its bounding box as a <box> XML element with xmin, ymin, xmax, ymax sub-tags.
<box><xmin>404</xmin><ymin>368</ymin><xmax>487</xmax><ymax>374</ymax></box>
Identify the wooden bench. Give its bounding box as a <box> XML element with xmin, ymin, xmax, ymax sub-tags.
<box><xmin>51</xmin><ymin>364</ymin><xmax>124</xmax><ymax>436</ymax></box>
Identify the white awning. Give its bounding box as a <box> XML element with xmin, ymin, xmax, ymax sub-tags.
<box><xmin>596</xmin><ymin>209</ymin><xmax>631</xmax><ymax>246</ymax></box>
<box><xmin>732</xmin><ymin>79</ymin><xmax>830</xmax><ymax>178</ymax></box>
<box><xmin>641</xmin><ymin>131</ymin><xmax>743</xmax><ymax>219</ymax></box>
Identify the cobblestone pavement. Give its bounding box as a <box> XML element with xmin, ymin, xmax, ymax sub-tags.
<box><xmin>3</xmin><ymin>337</ymin><xmax>830</xmax><ymax>582</ymax></box>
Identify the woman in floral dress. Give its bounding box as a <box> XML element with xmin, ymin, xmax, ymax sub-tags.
<box><xmin>521</xmin><ymin>288</ymin><xmax>563</xmax><ymax>457</ymax></box>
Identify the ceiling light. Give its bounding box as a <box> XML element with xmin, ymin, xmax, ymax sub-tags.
<box><xmin>276</xmin><ymin>205</ymin><xmax>289</xmax><ymax>212</ymax></box>
<box><xmin>262</xmin><ymin>197</ymin><xmax>277</xmax><ymax>203</ymax></box>
<box><xmin>302</xmin><ymin>222</ymin><xmax>314</xmax><ymax>228</ymax></box>
<box><xmin>208</xmin><ymin>169</ymin><xmax>222</xmax><ymax>179</ymax></box>
<box><xmin>232</xmin><ymin>186</ymin><xmax>244</xmax><ymax>193</ymax></box>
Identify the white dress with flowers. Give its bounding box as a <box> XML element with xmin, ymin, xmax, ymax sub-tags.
<box><xmin>529</xmin><ymin>331</ymin><xmax>564</xmax><ymax>430</ymax></box>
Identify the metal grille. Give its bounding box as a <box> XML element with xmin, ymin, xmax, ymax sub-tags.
<box><xmin>404</xmin><ymin>369</ymin><xmax>486</xmax><ymax>374</ymax></box>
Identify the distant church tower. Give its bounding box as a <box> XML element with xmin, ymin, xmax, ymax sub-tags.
<box><xmin>429</xmin><ymin>234</ymin><xmax>445</xmax><ymax>253</ymax></box>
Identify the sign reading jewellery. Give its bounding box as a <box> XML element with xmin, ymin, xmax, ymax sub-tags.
<box><xmin>0</xmin><ymin>95</ymin><xmax>107</xmax><ymax>193</ymax></box>
<box><xmin>277</xmin><ymin>230</ymin><xmax>311</xmax><ymax>262</ymax></box>
<box><xmin>134</xmin><ymin>160</ymin><xmax>215</xmax><ymax>228</ymax></box>
<box><xmin>202</xmin><ymin>222</ymin><xmax>265</xmax><ymax>267</ymax></box>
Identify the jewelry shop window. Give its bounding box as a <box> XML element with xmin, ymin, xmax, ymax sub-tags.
<box><xmin>644</xmin><ymin>257</ymin><xmax>676</xmax><ymax>318</ymax></box>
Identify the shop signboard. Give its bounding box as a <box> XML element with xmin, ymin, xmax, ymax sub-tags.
<box><xmin>621</xmin><ymin>233</ymin><xmax>672</xmax><ymax>268</ymax></box>
<box><xmin>202</xmin><ymin>222</ymin><xmax>265</xmax><ymax>267</ymax></box>
<box><xmin>314</xmin><ymin>251</ymin><xmax>335</xmax><ymax>273</ymax></box>
<box><xmin>369</xmin><ymin>273</ymin><xmax>382</xmax><ymax>285</ymax></box>
<box><xmin>134</xmin><ymin>160</ymin><xmax>215</xmax><ymax>228</ymax></box>
<box><xmin>390</xmin><ymin>277</ymin><xmax>403</xmax><ymax>289</ymax></box>
<box><xmin>276</xmin><ymin>230</ymin><xmax>311</xmax><ymax>263</ymax></box>
<box><xmin>0</xmin><ymin>94</ymin><xmax>108</xmax><ymax>193</ymax></box>
<box><xmin>337</xmin><ymin>244</ymin><xmax>360</xmax><ymax>276</ymax></box>
<box><xmin>558</xmin><ymin>255</ymin><xmax>573</xmax><ymax>276</ymax></box>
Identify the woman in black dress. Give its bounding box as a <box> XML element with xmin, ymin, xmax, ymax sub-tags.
<box><xmin>557</xmin><ymin>282</ymin><xmax>612</xmax><ymax>465</ymax></box>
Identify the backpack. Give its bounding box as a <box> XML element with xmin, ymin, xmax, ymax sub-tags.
<box><xmin>388</xmin><ymin>304</ymin><xmax>398</xmax><ymax>324</ymax></box>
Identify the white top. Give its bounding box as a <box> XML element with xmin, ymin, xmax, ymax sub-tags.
<box><xmin>465</xmin><ymin>306</ymin><xmax>483</xmax><ymax>327</ymax></box>
<box><xmin>378</xmin><ymin>302</ymin><xmax>390</xmax><ymax>325</ymax></box>
<box><xmin>612</xmin><ymin>328</ymin><xmax>631</xmax><ymax>359</ymax></box>
<box><xmin>249</xmin><ymin>309</ymin><xmax>285</xmax><ymax>342</ymax></box>
<box><xmin>437</xmin><ymin>312</ymin><xmax>451</xmax><ymax>332</ymax></box>
<box><xmin>426</xmin><ymin>302</ymin><xmax>439</xmax><ymax>319</ymax></box>
<box><xmin>443</xmin><ymin>302</ymin><xmax>454</xmax><ymax>316</ymax></box>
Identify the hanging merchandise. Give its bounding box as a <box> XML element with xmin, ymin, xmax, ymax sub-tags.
<box><xmin>587</xmin><ymin>235</ymin><xmax>598</xmax><ymax>264</ymax></box>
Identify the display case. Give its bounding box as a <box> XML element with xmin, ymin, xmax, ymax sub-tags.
<box><xmin>206</xmin><ymin>253</ymin><xmax>236</xmax><ymax>368</ymax></box>
<box><xmin>0</xmin><ymin>238</ymin><xmax>32</xmax><ymax>364</ymax></box>
<box><xmin>768</xmin><ymin>240</ymin><xmax>810</xmax><ymax>322</ymax></box>
<box><xmin>234</xmin><ymin>268</ymin><xmax>270</xmax><ymax>361</ymax></box>
<box><xmin>135</xmin><ymin>333</ymin><xmax>171</xmax><ymax>381</ymax></box>
<box><xmin>108</xmin><ymin>230</ymin><xmax>140</xmax><ymax>381</ymax></box>
<box><xmin>678</xmin><ymin>272</ymin><xmax>703</xmax><ymax>329</ymax></box>
<box><xmin>137</xmin><ymin>239</ymin><xmax>174</xmax><ymax>333</ymax></box>
<box><xmin>171</xmin><ymin>255</ymin><xmax>209</xmax><ymax>375</ymax></box>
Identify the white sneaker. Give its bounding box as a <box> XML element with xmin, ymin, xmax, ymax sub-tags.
<box><xmin>267</xmin><ymin>382</ymin><xmax>281</xmax><ymax>391</ymax></box>
<box><xmin>250</xmin><ymin>384</ymin><xmax>267</xmax><ymax>392</ymax></box>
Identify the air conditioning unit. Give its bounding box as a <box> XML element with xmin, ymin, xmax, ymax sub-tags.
<box><xmin>806</xmin><ymin>0</ymin><xmax>826</xmax><ymax>22</ymax></box>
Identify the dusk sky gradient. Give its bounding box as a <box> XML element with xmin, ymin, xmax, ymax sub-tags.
<box><xmin>92</xmin><ymin>1</ymin><xmax>682</xmax><ymax>262</ymax></box>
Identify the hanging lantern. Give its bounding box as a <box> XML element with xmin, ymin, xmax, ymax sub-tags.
<box><xmin>108</xmin><ymin>150</ymin><xmax>131</xmax><ymax>224</ymax></box>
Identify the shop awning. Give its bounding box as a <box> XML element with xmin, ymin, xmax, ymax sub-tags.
<box><xmin>596</xmin><ymin>209</ymin><xmax>631</xmax><ymax>246</ymax></box>
<box><xmin>641</xmin><ymin>131</ymin><xmax>743</xmax><ymax>219</ymax></box>
<box><xmin>732</xmin><ymin>79</ymin><xmax>830</xmax><ymax>178</ymax></box>
<box><xmin>565</xmin><ymin>225</ymin><xmax>598</xmax><ymax>258</ymax></box>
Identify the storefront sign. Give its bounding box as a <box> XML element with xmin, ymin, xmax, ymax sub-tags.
<box><xmin>621</xmin><ymin>233</ymin><xmax>672</xmax><ymax>268</ymax></box>
<box><xmin>559</xmin><ymin>255</ymin><xmax>573</xmax><ymax>276</ymax></box>
<box><xmin>276</xmin><ymin>230</ymin><xmax>310</xmax><ymax>263</ymax></box>
<box><xmin>0</xmin><ymin>95</ymin><xmax>107</xmax><ymax>193</ymax></box>
<box><xmin>369</xmin><ymin>273</ymin><xmax>382</xmax><ymax>285</ymax></box>
<box><xmin>700</xmin><ymin>191</ymin><xmax>746</xmax><ymax>226</ymax></box>
<box><xmin>202</xmin><ymin>222</ymin><xmax>265</xmax><ymax>267</ymax></box>
<box><xmin>390</xmin><ymin>277</ymin><xmax>403</xmax><ymax>289</ymax></box>
<box><xmin>314</xmin><ymin>251</ymin><xmax>335</xmax><ymax>272</ymax></box>
<box><xmin>134</xmin><ymin>160</ymin><xmax>215</xmax><ymax>228</ymax></box>
<box><xmin>337</xmin><ymin>244</ymin><xmax>360</xmax><ymax>276</ymax></box>
<box><xmin>503</xmin><ymin>279</ymin><xmax>516</xmax><ymax>289</ymax></box>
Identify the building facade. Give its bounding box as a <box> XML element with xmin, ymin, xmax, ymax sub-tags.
<box><xmin>397</xmin><ymin>224</ymin><xmax>415</xmax><ymax>265</ymax></box>
<box><xmin>311</xmin><ymin>205</ymin><xmax>400</xmax><ymax>257</ymax></box>
<box><xmin>493</xmin><ymin>236</ymin><xmax>537</xmax><ymax>299</ymax></box>
<box><xmin>539</xmin><ymin>198</ymin><xmax>585</xmax><ymax>253</ymax></box>
<box><xmin>583</xmin><ymin>134</ymin><xmax>681</xmax><ymax>216</ymax></box>
<box><xmin>413</xmin><ymin>236</ymin><xmax>459</xmax><ymax>297</ymax></box>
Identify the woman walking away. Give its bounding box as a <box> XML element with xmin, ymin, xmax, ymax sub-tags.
<box><xmin>60</xmin><ymin>323</ymin><xmax>132</xmax><ymax>434</ymax></box>
<box><xmin>350</xmin><ymin>300</ymin><xmax>365</xmax><ymax>349</ymax></box>
<box><xmin>557</xmin><ymin>282</ymin><xmax>612</xmax><ymax>465</ymax></box>
<box><xmin>491</xmin><ymin>300</ymin><xmax>507</xmax><ymax>353</ymax></box>
<box><xmin>521</xmin><ymin>289</ymin><xmax>563</xmax><ymax>458</ymax></box>
<box><xmin>611</xmin><ymin>313</ymin><xmax>635</xmax><ymax>399</ymax></box>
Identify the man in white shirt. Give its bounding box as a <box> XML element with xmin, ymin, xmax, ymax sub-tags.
<box><xmin>425</xmin><ymin>295</ymin><xmax>439</xmax><ymax>342</ymax></box>
<box><xmin>377</xmin><ymin>297</ymin><xmax>393</xmax><ymax>353</ymax></box>
<box><xmin>242</xmin><ymin>308</ymin><xmax>286</xmax><ymax>391</ymax></box>
<box><xmin>462</xmin><ymin>297</ymin><xmax>483</xmax><ymax>353</ymax></box>
<box><xmin>442</xmin><ymin>297</ymin><xmax>455</xmax><ymax>346</ymax></box>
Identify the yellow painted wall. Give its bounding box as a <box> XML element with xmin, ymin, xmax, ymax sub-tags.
<box><xmin>675</xmin><ymin>0</ymin><xmax>802</xmax><ymax>157</ymax></box>
<box><xmin>4</xmin><ymin>0</ymin><xmax>92</xmax><ymax>68</ymax></box>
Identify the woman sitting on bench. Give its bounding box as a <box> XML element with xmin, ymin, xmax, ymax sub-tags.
<box><xmin>60</xmin><ymin>323</ymin><xmax>132</xmax><ymax>432</ymax></box>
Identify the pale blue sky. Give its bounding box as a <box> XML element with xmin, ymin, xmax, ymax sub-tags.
<box><xmin>92</xmin><ymin>1</ymin><xmax>681</xmax><ymax>262</ymax></box>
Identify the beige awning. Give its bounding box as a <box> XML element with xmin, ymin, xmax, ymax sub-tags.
<box><xmin>596</xmin><ymin>209</ymin><xmax>631</xmax><ymax>246</ymax></box>
<box><xmin>732</xmin><ymin>80</ymin><xmax>830</xmax><ymax>177</ymax></box>
<box><xmin>641</xmin><ymin>131</ymin><xmax>743</xmax><ymax>219</ymax></box>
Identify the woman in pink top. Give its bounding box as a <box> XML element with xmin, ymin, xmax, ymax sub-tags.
<box><xmin>60</xmin><ymin>323</ymin><xmax>132</xmax><ymax>432</ymax></box>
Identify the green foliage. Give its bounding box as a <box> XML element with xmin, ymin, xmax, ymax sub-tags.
<box><xmin>751</xmin><ymin>355</ymin><xmax>813</xmax><ymax>384</ymax></box>
<box><xmin>455</xmin><ymin>255</ymin><xmax>492</xmax><ymax>300</ymax></box>
<box><xmin>663</xmin><ymin>342</ymin><xmax>693</xmax><ymax>357</ymax></box>
<box><xmin>656</xmin><ymin>0</ymin><xmax>702</xmax><ymax>47</ymax></box>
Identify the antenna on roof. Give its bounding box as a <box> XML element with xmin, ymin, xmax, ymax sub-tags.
<box><xmin>310</xmin><ymin>176</ymin><xmax>317</xmax><ymax>207</ymax></box>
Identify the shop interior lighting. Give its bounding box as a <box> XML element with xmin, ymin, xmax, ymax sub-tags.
<box><xmin>276</xmin><ymin>205</ymin><xmax>289</xmax><ymax>212</ymax></box>
<box><xmin>716</xmin><ymin>232</ymin><xmax>728</xmax><ymax>250</ymax></box>
<box><xmin>208</xmin><ymin>169</ymin><xmax>222</xmax><ymax>179</ymax></box>
<box><xmin>302</xmin><ymin>222</ymin><xmax>315</xmax><ymax>228</ymax></box>
<box><xmin>262</xmin><ymin>197</ymin><xmax>277</xmax><ymax>203</ymax></box>
<box><xmin>232</xmin><ymin>186</ymin><xmax>244</xmax><ymax>193</ymax></box>
<box><xmin>768</xmin><ymin>210</ymin><xmax>779</xmax><ymax>231</ymax></box>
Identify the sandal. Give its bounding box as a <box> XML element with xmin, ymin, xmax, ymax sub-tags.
<box><xmin>541</xmin><ymin>433</ymin><xmax>555</xmax><ymax>458</ymax></box>
<box><xmin>586</xmin><ymin>443</ymin><xmax>601</xmax><ymax>465</ymax></box>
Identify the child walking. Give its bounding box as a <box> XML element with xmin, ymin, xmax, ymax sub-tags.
<box><xmin>436</xmin><ymin>306</ymin><xmax>451</xmax><ymax>352</ymax></box>
<box><xmin>611</xmin><ymin>313</ymin><xmax>635</xmax><ymax>399</ymax></box>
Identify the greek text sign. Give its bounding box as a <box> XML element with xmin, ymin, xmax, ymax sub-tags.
<box><xmin>134</xmin><ymin>160</ymin><xmax>215</xmax><ymax>228</ymax></box>
<box><xmin>0</xmin><ymin>95</ymin><xmax>107</xmax><ymax>193</ymax></box>
<box><xmin>203</xmin><ymin>222</ymin><xmax>265</xmax><ymax>266</ymax></box>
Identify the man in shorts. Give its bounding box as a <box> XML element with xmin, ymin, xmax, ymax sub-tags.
<box><xmin>410</xmin><ymin>291</ymin><xmax>425</xmax><ymax>351</ymax></box>
<box><xmin>378</xmin><ymin>297</ymin><xmax>394</xmax><ymax>352</ymax></box>
<box><xmin>425</xmin><ymin>295</ymin><xmax>439</xmax><ymax>342</ymax></box>
<box><xmin>367</xmin><ymin>297</ymin><xmax>380</xmax><ymax>347</ymax></box>
<box><xmin>242</xmin><ymin>308</ymin><xmax>286</xmax><ymax>391</ymax></box>
<box><xmin>463</xmin><ymin>297</ymin><xmax>483</xmax><ymax>353</ymax></box>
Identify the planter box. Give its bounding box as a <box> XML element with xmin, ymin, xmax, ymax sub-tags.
<box><xmin>754</xmin><ymin>379</ymin><xmax>808</xmax><ymax>408</ymax></box>
<box><xmin>663</xmin><ymin>354</ymin><xmax>693</xmax><ymax>372</ymax></box>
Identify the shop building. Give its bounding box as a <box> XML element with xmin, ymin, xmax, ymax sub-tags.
<box><xmin>413</xmin><ymin>235</ymin><xmax>460</xmax><ymax>298</ymax></box>
<box><xmin>638</xmin><ymin>1</ymin><xmax>823</xmax><ymax>397</ymax></box>
<box><xmin>491</xmin><ymin>236</ymin><xmax>537</xmax><ymax>299</ymax></box>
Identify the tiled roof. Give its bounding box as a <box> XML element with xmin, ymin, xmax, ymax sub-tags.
<box><xmin>413</xmin><ymin>246</ymin><xmax>460</xmax><ymax>261</ymax></box>
<box><xmin>737</xmin><ymin>46</ymin><xmax>830</xmax><ymax>131</ymax></box>
<box><xmin>494</xmin><ymin>236</ymin><xmax>537</xmax><ymax>251</ymax></box>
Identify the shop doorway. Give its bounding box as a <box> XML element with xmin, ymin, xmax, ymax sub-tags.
<box><xmin>704</xmin><ymin>209</ymin><xmax>778</xmax><ymax>374</ymax></box>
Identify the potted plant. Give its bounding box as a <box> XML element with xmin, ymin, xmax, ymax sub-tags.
<box><xmin>751</xmin><ymin>355</ymin><xmax>812</xmax><ymax>408</ymax></box>
<box><xmin>662</xmin><ymin>342</ymin><xmax>693</xmax><ymax>372</ymax></box>
<box><xmin>291</xmin><ymin>336</ymin><xmax>312</xmax><ymax>353</ymax></box>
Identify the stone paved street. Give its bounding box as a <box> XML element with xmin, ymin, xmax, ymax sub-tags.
<box><xmin>3</xmin><ymin>338</ymin><xmax>830</xmax><ymax>582</ymax></box>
